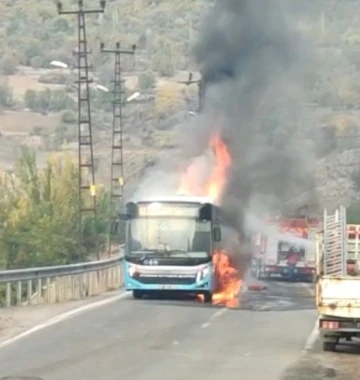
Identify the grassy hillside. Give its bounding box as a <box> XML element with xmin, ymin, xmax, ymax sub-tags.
<box><xmin>0</xmin><ymin>0</ymin><xmax>206</xmax><ymax>80</ymax></box>
<box><xmin>1</xmin><ymin>0</ymin><xmax>360</xmax><ymax>209</ymax></box>
<box><xmin>1</xmin><ymin>0</ymin><xmax>360</xmax><ymax>109</ymax></box>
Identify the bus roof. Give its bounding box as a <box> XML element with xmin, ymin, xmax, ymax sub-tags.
<box><xmin>135</xmin><ymin>195</ymin><xmax>213</xmax><ymax>205</ymax></box>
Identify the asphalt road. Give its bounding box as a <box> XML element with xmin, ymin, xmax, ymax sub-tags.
<box><xmin>0</xmin><ymin>280</ymin><xmax>318</xmax><ymax>380</ymax></box>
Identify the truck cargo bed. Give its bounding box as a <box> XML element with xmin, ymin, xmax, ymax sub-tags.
<box><xmin>317</xmin><ymin>276</ymin><xmax>360</xmax><ymax>319</ymax></box>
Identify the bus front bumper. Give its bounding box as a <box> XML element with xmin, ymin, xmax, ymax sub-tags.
<box><xmin>124</xmin><ymin>276</ymin><xmax>212</xmax><ymax>292</ymax></box>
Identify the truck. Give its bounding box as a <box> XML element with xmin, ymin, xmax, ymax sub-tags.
<box><xmin>252</xmin><ymin>215</ymin><xmax>319</xmax><ymax>282</ymax></box>
<box><xmin>118</xmin><ymin>195</ymin><xmax>237</xmax><ymax>302</ymax></box>
<box><xmin>316</xmin><ymin>205</ymin><xmax>360</xmax><ymax>352</ymax></box>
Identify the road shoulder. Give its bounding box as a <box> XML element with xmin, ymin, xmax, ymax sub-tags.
<box><xmin>0</xmin><ymin>291</ymin><xmax>122</xmax><ymax>343</ymax></box>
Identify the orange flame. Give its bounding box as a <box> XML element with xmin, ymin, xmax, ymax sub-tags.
<box><xmin>212</xmin><ymin>250</ymin><xmax>242</xmax><ymax>308</ymax></box>
<box><xmin>177</xmin><ymin>161</ymin><xmax>203</xmax><ymax>198</ymax></box>
<box><xmin>177</xmin><ymin>132</ymin><xmax>241</xmax><ymax>307</ymax></box>
<box><xmin>177</xmin><ymin>132</ymin><xmax>231</xmax><ymax>204</ymax></box>
<box><xmin>205</xmin><ymin>132</ymin><xmax>232</xmax><ymax>203</ymax></box>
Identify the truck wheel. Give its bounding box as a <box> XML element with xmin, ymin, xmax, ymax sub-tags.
<box><xmin>133</xmin><ymin>290</ymin><xmax>144</xmax><ymax>299</ymax></box>
<box><xmin>306</xmin><ymin>275</ymin><xmax>314</xmax><ymax>283</ymax></box>
<box><xmin>203</xmin><ymin>292</ymin><xmax>213</xmax><ymax>303</ymax></box>
<box><xmin>323</xmin><ymin>341</ymin><xmax>336</xmax><ymax>352</ymax></box>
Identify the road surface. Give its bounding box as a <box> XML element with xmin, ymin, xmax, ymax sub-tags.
<box><xmin>0</xmin><ymin>280</ymin><xmax>356</xmax><ymax>380</ymax></box>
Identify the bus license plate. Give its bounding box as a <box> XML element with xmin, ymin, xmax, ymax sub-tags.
<box><xmin>161</xmin><ymin>285</ymin><xmax>174</xmax><ymax>290</ymax></box>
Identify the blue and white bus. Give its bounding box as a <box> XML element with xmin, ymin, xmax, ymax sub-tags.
<box><xmin>119</xmin><ymin>196</ymin><xmax>225</xmax><ymax>302</ymax></box>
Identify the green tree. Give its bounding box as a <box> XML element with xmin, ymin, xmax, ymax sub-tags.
<box><xmin>49</xmin><ymin>89</ymin><xmax>75</xmax><ymax>111</ymax></box>
<box><xmin>0</xmin><ymin>80</ymin><xmax>13</xmax><ymax>107</ymax></box>
<box><xmin>61</xmin><ymin>110</ymin><xmax>77</xmax><ymax>124</ymax></box>
<box><xmin>25</xmin><ymin>89</ymin><xmax>75</xmax><ymax>113</ymax></box>
<box><xmin>30</xmin><ymin>56</ymin><xmax>44</xmax><ymax>68</ymax></box>
<box><xmin>0</xmin><ymin>148</ymin><xmax>111</xmax><ymax>269</ymax></box>
<box><xmin>138</xmin><ymin>73</ymin><xmax>155</xmax><ymax>90</ymax></box>
<box><xmin>24</xmin><ymin>89</ymin><xmax>38</xmax><ymax>110</ymax></box>
<box><xmin>0</xmin><ymin>53</ymin><xmax>18</xmax><ymax>75</ymax></box>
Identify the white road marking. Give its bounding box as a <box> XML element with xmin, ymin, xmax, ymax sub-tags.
<box><xmin>0</xmin><ymin>292</ymin><xmax>129</xmax><ymax>350</ymax></box>
<box><xmin>200</xmin><ymin>307</ymin><xmax>228</xmax><ymax>329</ymax></box>
<box><xmin>210</xmin><ymin>307</ymin><xmax>228</xmax><ymax>320</ymax></box>
<box><xmin>303</xmin><ymin>317</ymin><xmax>320</xmax><ymax>352</ymax></box>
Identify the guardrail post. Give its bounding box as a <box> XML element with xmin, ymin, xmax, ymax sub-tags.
<box><xmin>120</xmin><ymin>264</ymin><xmax>123</xmax><ymax>287</ymax></box>
<box><xmin>37</xmin><ymin>278</ymin><xmax>41</xmax><ymax>304</ymax></box>
<box><xmin>55</xmin><ymin>276</ymin><xmax>60</xmax><ymax>303</ymax></box>
<box><xmin>105</xmin><ymin>268</ymin><xmax>109</xmax><ymax>289</ymax></box>
<box><xmin>5</xmin><ymin>282</ymin><xmax>11</xmax><ymax>307</ymax></box>
<box><xmin>16</xmin><ymin>281</ymin><xmax>22</xmax><ymax>305</ymax></box>
<box><xmin>88</xmin><ymin>272</ymin><xmax>92</xmax><ymax>296</ymax></box>
<box><xmin>46</xmin><ymin>277</ymin><xmax>51</xmax><ymax>303</ymax></box>
<box><xmin>71</xmin><ymin>275</ymin><xmax>75</xmax><ymax>299</ymax></box>
<box><xmin>27</xmin><ymin>279</ymin><xmax>32</xmax><ymax>304</ymax></box>
<box><xmin>85</xmin><ymin>272</ymin><xmax>89</xmax><ymax>296</ymax></box>
<box><xmin>62</xmin><ymin>276</ymin><xmax>65</xmax><ymax>301</ymax></box>
<box><xmin>103</xmin><ymin>269</ymin><xmax>107</xmax><ymax>292</ymax></box>
<box><xmin>110</xmin><ymin>268</ymin><xmax>114</xmax><ymax>289</ymax></box>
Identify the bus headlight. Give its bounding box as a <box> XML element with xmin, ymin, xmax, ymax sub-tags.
<box><xmin>196</xmin><ymin>267</ymin><xmax>210</xmax><ymax>283</ymax></box>
<box><xmin>128</xmin><ymin>264</ymin><xmax>137</xmax><ymax>277</ymax></box>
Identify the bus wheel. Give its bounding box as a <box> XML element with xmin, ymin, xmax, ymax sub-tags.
<box><xmin>133</xmin><ymin>290</ymin><xmax>144</xmax><ymax>299</ymax></box>
<box><xmin>203</xmin><ymin>292</ymin><xmax>213</xmax><ymax>303</ymax></box>
<box><xmin>323</xmin><ymin>341</ymin><xmax>336</xmax><ymax>352</ymax></box>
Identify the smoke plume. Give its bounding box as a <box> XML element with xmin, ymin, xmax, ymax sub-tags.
<box><xmin>131</xmin><ymin>0</ymin><xmax>318</xmax><ymax>232</ymax></box>
<box><xmin>193</xmin><ymin>0</ymin><xmax>318</xmax><ymax>231</ymax></box>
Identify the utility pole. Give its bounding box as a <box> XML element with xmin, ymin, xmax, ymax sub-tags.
<box><xmin>178</xmin><ymin>72</ymin><xmax>205</xmax><ymax>112</ymax></box>
<box><xmin>57</xmin><ymin>0</ymin><xmax>106</xmax><ymax>260</ymax></box>
<box><xmin>100</xmin><ymin>42</ymin><xmax>136</xmax><ymax>253</ymax></box>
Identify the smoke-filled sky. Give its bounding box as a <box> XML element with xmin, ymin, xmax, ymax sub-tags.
<box><xmin>193</xmin><ymin>0</ymin><xmax>318</xmax><ymax>221</ymax></box>
<box><xmin>132</xmin><ymin>0</ymin><xmax>318</xmax><ymax>230</ymax></box>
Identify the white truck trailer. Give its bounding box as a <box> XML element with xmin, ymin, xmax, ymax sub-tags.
<box><xmin>316</xmin><ymin>206</ymin><xmax>360</xmax><ymax>351</ymax></box>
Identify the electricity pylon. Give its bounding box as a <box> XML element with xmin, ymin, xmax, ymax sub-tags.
<box><xmin>100</xmin><ymin>42</ymin><xmax>136</xmax><ymax>254</ymax></box>
<box><xmin>57</xmin><ymin>0</ymin><xmax>106</xmax><ymax>260</ymax></box>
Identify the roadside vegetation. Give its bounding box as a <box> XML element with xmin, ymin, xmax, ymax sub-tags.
<box><xmin>0</xmin><ymin>149</ymin><xmax>111</xmax><ymax>270</ymax></box>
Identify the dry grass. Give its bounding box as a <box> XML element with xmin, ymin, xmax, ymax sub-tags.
<box><xmin>8</xmin><ymin>75</ymin><xmax>63</xmax><ymax>100</ymax></box>
<box><xmin>0</xmin><ymin>110</ymin><xmax>60</xmax><ymax>134</ymax></box>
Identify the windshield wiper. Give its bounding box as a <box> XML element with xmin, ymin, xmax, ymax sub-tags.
<box><xmin>166</xmin><ymin>249</ymin><xmax>192</xmax><ymax>258</ymax></box>
<box><xmin>130</xmin><ymin>249</ymin><xmax>192</xmax><ymax>258</ymax></box>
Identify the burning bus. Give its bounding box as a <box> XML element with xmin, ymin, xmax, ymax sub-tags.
<box><xmin>120</xmin><ymin>196</ymin><xmax>242</xmax><ymax>305</ymax></box>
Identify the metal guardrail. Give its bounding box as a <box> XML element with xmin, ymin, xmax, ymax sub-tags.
<box><xmin>0</xmin><ymin>256</ymin><xmax>124</xmax><ymax>308</ymax></box>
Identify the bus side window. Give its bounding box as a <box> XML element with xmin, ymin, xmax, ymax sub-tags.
<box><xmin>213</xmin><ymin>227</ymin><xmax>221</xmax><ymax>242</ymax></box>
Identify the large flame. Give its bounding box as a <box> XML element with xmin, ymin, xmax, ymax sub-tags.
<box><xmin>177</xmin><ymin>131</ymin><xmax>231</xmax><ymax>204</ymax></box>
<box><xmin>177</xmin><ymin>132</ymin><xmax>241</xmax><ymax>307</ymax></box>
<box><xmin>212</xmin><ymin>250</ymin><xmax>242</xmax><ymax>308</ymax></box>
<box><xmin>205</xmin><ymin>132</ymin><xmax>232</xmax><ymax>203</ymax></box>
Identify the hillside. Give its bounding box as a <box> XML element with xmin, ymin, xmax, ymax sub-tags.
<box><xmin>1</xmin><ymin>0</ymin><xmax>360</xmax><ymax>212</ymax></box>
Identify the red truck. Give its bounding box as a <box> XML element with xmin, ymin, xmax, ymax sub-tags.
<box><xmin>252</xmin><ymin>215</ymin><xmax>319</xmax><ymax>282</ymax></box>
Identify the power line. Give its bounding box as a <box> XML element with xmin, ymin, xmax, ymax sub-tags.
<box><xmin>100</xmin><ymin>42</ymin><xmax>136</xmax><ymax>253</ymax></box>
<box><xmin>178</xmin><ymin>72</ymin><xmax>204</xmax><ymax>112</ymax></box>
<box><xmin>57</xmin><ymin>0</ymin><xmax>106</xmax><ymax>260</ymax></box>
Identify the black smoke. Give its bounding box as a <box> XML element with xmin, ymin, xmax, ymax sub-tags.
<box><xmin>193</xmin><ymin>0</ymin><xmax>318</xmax><ymax>231</ymax></box>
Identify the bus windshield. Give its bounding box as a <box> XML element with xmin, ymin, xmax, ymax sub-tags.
<box><xmin>128</xmin><ymin>217</ymin><xmax>211</xmax><ymax>258</ymax></box>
